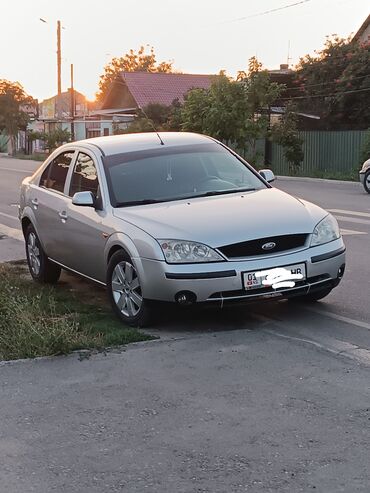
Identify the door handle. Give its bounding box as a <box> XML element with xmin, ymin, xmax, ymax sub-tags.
<box><xmin>31</xmin><ymin>198</ymin><xmax>38</xmax><ymax>209</ymax></box>
<box><xmin>58</xmin><ymin>211</ymin><xmax>68</xmax><ymax>221</ymax></box>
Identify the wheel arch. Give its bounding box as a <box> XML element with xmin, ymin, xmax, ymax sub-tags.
<box><xmin>21</xmin><ymin>216</ymin><xmax>32</xmax><ymax>237</ymax></box>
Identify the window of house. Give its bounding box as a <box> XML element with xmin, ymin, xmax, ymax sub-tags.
<box><xmin>39</xmin><ymin>151</ymin><xmax>75</xmax><ymax>193</ymax></box>
<box><xmin>86</xmin><ymin>129</ymin><xmax>101</xmax><ymax>139</ymax></box>
<box><xmin>69</xmin><ymin>152</ymin><xmax>99</xmax><ymax>197</ymax></box>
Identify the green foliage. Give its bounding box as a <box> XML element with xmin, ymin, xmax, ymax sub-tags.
<box><xmin>0</xmin><ymin>80</ymin><xmax>32</xmax><ymax>154</ymax></box>
<box><xmin>29</xmin><ymin>127</ymin><xmax>71</xmax><ymax>151</ymax></box>
<box><xmin>295</xmin><ymin>36</ymin><xmax>370</xmax><ymax>129</ymax></box>
<box><xmin>114</xmin><ymin>100</ymin><xmax>183</xmax><ymax>135</ymax></box>
<box><xmin>181</xmin><ymin>62</ymin><xmax>298</xmax><ymax>167</ymax></box>
<box><xmin>273</xmin><ymin>105</ymin><xmax>304</xmax><ymax>173</ymax></box>
<box><xmin>0</xmin><ymin>263</ymin><xmax>152</xmax><ymax>361</ymax></box>
<box><xmin>97</xmin><ymin>45</ymin><xmax>174</xmax><ymax>101</ymax></box>
<box><xmin>182</xmin><ymin>74</ymin><xmax>250</xmax><ymax>146</ymax></box>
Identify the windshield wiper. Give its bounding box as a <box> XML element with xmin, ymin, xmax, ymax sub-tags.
<box><xmin>194</xmin><ymin>187</ymin><xmax>256</xmax><ymax>198</ymax></box>
<box><xmin>116</xmin><ymin>199</ymin><xmax>165</xmax><ymax>207</ymax></box>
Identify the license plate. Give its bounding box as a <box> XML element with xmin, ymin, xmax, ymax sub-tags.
<box><xmin>243</xmin><ymin>263</ymin><xmax>306</xmax><ymax>290</ymax></box>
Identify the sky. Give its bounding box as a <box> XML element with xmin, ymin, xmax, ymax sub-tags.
<box><xmin>1</xmin><ymin>0</ymin><xmax>369</xmax><ymax>101</ymax></box>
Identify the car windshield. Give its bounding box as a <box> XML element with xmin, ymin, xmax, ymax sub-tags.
<box><xmin>103</xmin><ymin>143</ymin><xmax>267</xmax><ymax>207</ymax></box>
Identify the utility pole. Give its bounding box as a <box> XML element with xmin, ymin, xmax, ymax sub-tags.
<box><xmin>70</xmin><ymin>63</ymin><xmax>75</xmax><ymax>141</ymax></box>
<box><xmin>57</xmin><ymin>20</ymin><xmax>62</xmax><ymax>96</ymax></box>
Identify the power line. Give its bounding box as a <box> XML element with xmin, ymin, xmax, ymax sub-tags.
<box><xmin>281</xmin><ymin>86</ymin><xmax>370</xmax><ymax>100</ymax></box>
<box><xmin>221</xmin><ymin>0</ymin><xmax>312</xmax><ymax>24</ymax></box>
<box><xmin>286</xmin><ymin>73</ymin><xmax>370</xmax><ymax>92</ymax></box>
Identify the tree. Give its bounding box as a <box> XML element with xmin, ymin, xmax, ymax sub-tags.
<box><xmin>29</xmin><ymin>128</ymin><xmax>71</xmax><ymax>152</ymax></box>
<box><xmin>273</xmin><ymin>104</ymin><xmax>304</xmax><ymax>173</ymax></box>
<box><xmin>295</xmin><ymin>36</ymin><xmax>370</xmax><ymax>129</ymax></box>
<box><xmin>182</xmin><ymin>63</ymin><xmax>292</xmax><ymax>164</ymax></box>
<box><xmin>114</xmin><ymin>100</ymin><xmax>183</xmax><ymax>135</ymax></box>
<box><xmin>97</xmin><ymin>45</ymin><xmax>174</xmax><ymax>101</ymax></box>
<box><xmin>0</xmin><ymin>80</ymin><xmax>32</xmax><ymax>155</ymax></box>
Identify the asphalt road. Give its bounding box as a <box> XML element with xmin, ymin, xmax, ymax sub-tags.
<box><xmin>0</xmin><ymin>156</ymin><xmax>370</xmax><ymax>492</ymax></box>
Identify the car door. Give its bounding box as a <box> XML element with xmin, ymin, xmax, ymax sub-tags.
<box><xmin>62</xmin><ymin>150</ymin><xmax>109</xmax><ymax>282</ymax></box>
<box><xmin>32</xmin><ymin>150</ymin><xmax>76</xmax><ymax>262</ymax></box>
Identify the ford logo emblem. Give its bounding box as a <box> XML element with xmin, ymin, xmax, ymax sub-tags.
<box><xmin>262</xmin><ymin>242</ymin><xmax>276</xmax><ymax>251</ymax></box>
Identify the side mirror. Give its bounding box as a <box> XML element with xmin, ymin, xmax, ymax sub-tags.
<box><xmin>259</xmin><ymin>169</ymin><xmax>275</xmax><ymax>183</ymax></box>
<box><xmin>72</xmin><ymin>191</ymin><xmax>95</xmax><ymax>207</ymax></box>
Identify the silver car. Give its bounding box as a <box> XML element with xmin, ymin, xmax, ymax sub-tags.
<box><xmin>19</xmin><ymin>132</ymin><xmax>346</xmax><ymax>326</ymax></box>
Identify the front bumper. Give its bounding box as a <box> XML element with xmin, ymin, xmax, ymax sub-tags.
<box><xmin>359</xmin><ymin>171</ymin><xmax>365</xmax><ymax>185</ymax></box>
<box><xmin>137</xmin><ymin>238</ymin><xmax>346</xmax><ymax>303</ymax></box>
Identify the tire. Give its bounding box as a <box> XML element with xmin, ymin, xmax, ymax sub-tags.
<box><xmin>289</xmin><ymin>287</ymin><xmax>332</xmax><ymax>303</ymax></box>
<box><xmin>363</xmin><ymin>170</ymin><xmax>370</xmax><ymax>194</ymax></box>
<box><xmin>107</xmin><ymin>250</ymin><xmax>156</xmax><ymax>327</ymax></box>
<box><xmin>25</xmin><ymin>224</ymin><xmax>61</xmax><ymax>283</ymax></box>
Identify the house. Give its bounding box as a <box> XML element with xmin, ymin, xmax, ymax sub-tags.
<box><xmin>352</xmin><ymin>13</ymin><xmax>370</xmax><ymax>44</ymax></box>
<box><xmin>100</xmin><ymin>72</ymin><xmax>213</xmax><ymax>116</ymax></box>
<box><xmin>39</xmin><ymin>89</ymin><xmax>88</xmax><ymax>120</ymax></box>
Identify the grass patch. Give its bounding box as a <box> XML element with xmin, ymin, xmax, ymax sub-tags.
<box><xmin>279</xmin><ymin>167</ymin><xmax>360</xmax><ymax>181</ymax></box>
<box><xmin>0</xmin><ymin>263</ymin><xmax>153</xmax><ymax>361</ymax></box>
<box><xmin>14</xmin><ymin>152</ymin><xmax>48</xmax><ymax>161</ymax></box>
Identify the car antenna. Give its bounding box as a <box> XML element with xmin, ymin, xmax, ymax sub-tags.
<box><xmin>139</xmin><ymin>107</ymin><xmax>165</xmax><ymax>146</ymax></box>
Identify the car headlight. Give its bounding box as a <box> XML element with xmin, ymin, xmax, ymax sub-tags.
<box><xmin>158</xmin><ymin>239</ymin><xmax>224</xmax><ymax>263</ymax></box>
<box><xmin>311</xmin><ymin>214</ymin><xmax>340</xmax><ymax>247</ymax></box>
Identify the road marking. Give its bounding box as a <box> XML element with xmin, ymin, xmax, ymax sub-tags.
<box><xmin>340</xmin><ymin>228</ymin><xmax>367</xmax><ymax>236</ymax></box>
<box><xmin>335</xmin><ymin>215</ymin><xmax>370</xmax><ymax>226</ymax></box>
<box><xmin>304</xmin><ymin>306</ymin><xmax>370</xmax><ymax>331</ymax></box>
<box><xmin>264</xmin><ymin>329</ymin><xmax>370</xmax><ymax>366</ymax></box>
<box><xmin>0</xmin><ymin>166</ymin><xmax>33</xmax><ymax>173</ymax></box>
<box><xmin>0</xmin><ymin>223</ymin><xmax>23</xmax><ymax>241</ymax></box>
<box><xmin>0</xmin><ymin>211</ymin><xmax>18</xmax><ymax>221</ymax></box>
<box><xmin>255</xmin><ymin>313</ymin><xmax>370</xmax><ymax>366</ymax></box>
<box><xmin>328</xmin><ymin>208</ymin><xmax>370</xmax><ymax>218</ymax></box>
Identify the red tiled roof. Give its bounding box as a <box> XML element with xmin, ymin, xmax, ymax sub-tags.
<box><xmin>120</xmin><ymin>72</ymin><xmax>213</xmax><ymax>108</ymax></box>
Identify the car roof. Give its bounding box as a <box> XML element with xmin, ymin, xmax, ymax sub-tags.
<box><xmin>77</xmin><ymin>132</ymin><xmax>215</xmax><ymax>156</ymax></box>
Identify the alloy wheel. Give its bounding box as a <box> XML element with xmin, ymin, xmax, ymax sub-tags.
<box><xmin>27</xmin><ymin>232</ymin><xmax>41</xmax><ymax>276</ymax></box>
<box><xmin>111</xmin><ymin>261</ymin><xmax>143</xmax><ymax>317</ymax></box>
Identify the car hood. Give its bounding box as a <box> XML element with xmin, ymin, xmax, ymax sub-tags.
<box><xmin>113</xmin><ymin>188</ymin><xmax>327</xmax><ymax>248</ymax></box>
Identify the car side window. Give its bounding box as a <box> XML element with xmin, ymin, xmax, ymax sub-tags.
<box><xmin>69</xmin><ymin>152</ymin><xmax>99</xmax><ymax>197</ymax></box>
<box><xmin>40</xmin><ymin>151</ymin><xmax>75</xmax><ymax>193</ymax></box>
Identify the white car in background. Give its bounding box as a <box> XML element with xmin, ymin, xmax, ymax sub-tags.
<box><xmin>359</xmin><ymin>158</ymin><xmax>370</xmax><ymax>193</ymax></box>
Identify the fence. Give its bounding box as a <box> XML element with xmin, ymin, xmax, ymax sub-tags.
<box><xmin>270</xmin><ymin>130</ymin><xmax>368</xmax><ymax>177</ymax></box>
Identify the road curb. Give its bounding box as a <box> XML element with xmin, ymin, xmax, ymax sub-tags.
<box><xmin>276</xmin><ymin>175</ymin><xmax>359</xmax><ymax>185</ymax></box>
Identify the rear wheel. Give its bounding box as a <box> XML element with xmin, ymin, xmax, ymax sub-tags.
<box><xmin>363</xmin><ymin>170</ymin><xmax>370</xmax><ymax>194</ymax></box>
<box><xmin>25</xmin><ymin>224</ymin><xmax>61</xmax><ymax>283</ymax></box>
<box><xmin>289</xmin><ymin>287</ymin><xmax>332</xmax><ymax>303</ymax></box>
<box><xmin>107</xmin><ymin>250</ymin><xmax>156</xmax><ymax>327</ymax></box>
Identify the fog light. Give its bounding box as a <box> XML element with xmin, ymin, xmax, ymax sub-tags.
<box><xmin>175</xmin><ymin>291</ymin><xmax>196</xmax><ymax>305</ymax></box>
<box><xmin>338</xmin><ymin>264</ymin><xmax>345</xmax><ymax>279</ymax></box>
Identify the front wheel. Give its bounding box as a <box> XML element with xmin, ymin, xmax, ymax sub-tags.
<box><xmin>25</xmin><ymin>224</ymin><xmax>61</xmax><ymax>283</ymax></box>
<box><xmin>289</xmin><ymin>287</ymin><xmax>332</xmax><ymax>303</ymax></box>
<box><xmin>107</xmin><ymin>250</ymin><xmax>156</xmax><ymax>327</ymax></box>
<box><xmin>363</xmin><ymin>170</ymin><xmax>370</xmax><ymax>194</ymax></box>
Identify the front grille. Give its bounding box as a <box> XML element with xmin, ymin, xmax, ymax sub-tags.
<box><xmin>218</xmin><ymin>234</ymin><xmax>308</xmax><ymax>259</ymax></box>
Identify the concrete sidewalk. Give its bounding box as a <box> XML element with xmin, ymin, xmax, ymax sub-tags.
<box><xmin>0</xmin><ymin>223</ymin><xmax>25</xmax><ymax>263</ymax></box>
